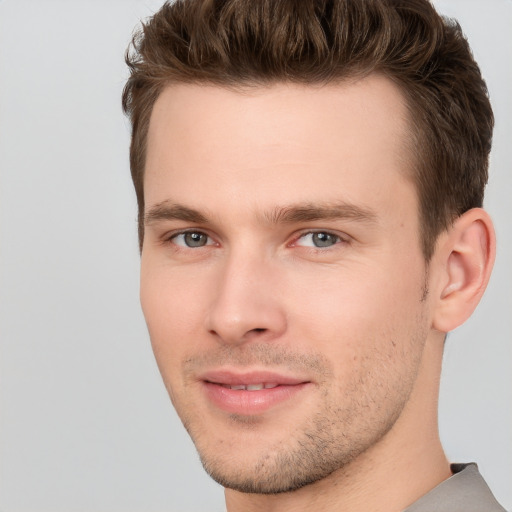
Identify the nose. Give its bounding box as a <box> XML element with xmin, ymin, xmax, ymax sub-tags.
<box><xmin>205</xmin><ymin>252</ymin><xmax>287</xmax><ymax>345</ymax></box>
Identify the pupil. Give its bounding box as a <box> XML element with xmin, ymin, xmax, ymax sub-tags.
<box><xmin>185</xmin><ymin>232</ymin><xmax>206</xmax><ymax>247</ymax></box>
<box><xmin>313</xmin><ymin>232</ymin><xmax>335</xmax><ymax>247</ymax></box>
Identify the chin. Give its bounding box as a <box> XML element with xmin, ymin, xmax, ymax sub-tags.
<box><xmin>187</xmin><ymin>415</ymin><xmax>371</xmax><ymax>495</ymax></box>
<box><xmin>200</xmin><ymin>452</ymin><xmax>339</xmax><ymax>495</ymax></box>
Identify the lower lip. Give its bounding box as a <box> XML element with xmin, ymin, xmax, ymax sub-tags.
<box><xmin>202</xmin><ymin>382</ymin><xmax>309</xmax><ymax>415</ymax></box>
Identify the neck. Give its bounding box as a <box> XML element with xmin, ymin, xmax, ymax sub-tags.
<box><xmin>225</xmin><ymin>334</ymin><xmax>451</xmax><ymax>512</ymax></box>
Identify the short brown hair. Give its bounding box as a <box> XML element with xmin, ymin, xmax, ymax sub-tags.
<box><xmin>122</xmin><ymin>0</ymin><xmax>493</xmax><ymax>259</ymax></box>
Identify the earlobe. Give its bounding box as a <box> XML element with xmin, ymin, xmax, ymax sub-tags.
<box><xmin>432</xmin><ymin>208</ymin><xmax>495</xmax><ymax>333</ymax></box>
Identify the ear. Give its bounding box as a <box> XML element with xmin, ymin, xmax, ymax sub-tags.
<box><xmin>431</xmin><ymin>208</ymin><xmax>496</xmax><ymax>333</ymax></box>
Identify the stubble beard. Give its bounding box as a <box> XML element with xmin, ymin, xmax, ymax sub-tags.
<box><xmin>169</xmin><ymin>277</ymin><xmax>430</xmax><ymax>495</ymax></box>
<box><xmin>176</xmin><ymin>345</ymin><xmax>421</xmax><ymax>495</ymax></box>
<box><xmin>197</xmin><ymin>404</ymin><xmax>404</xmax><ymax>494</ymax></box>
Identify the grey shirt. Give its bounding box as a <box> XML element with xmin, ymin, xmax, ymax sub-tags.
<box><xmin>404</xmin><ymin>463</ymin><xmax>506</xmax><ymax>512</ymax></box>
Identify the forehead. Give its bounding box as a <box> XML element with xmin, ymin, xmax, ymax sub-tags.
<box><xmin>144</xmin><ymin>76</ymin><xmax>414</xmax><ymax>216</ymax></box>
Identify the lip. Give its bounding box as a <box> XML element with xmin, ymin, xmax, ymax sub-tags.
<box><xmin>199</xmin><ymin>369</ymin><xmax>311</xmax><ymax>415</ymax></box>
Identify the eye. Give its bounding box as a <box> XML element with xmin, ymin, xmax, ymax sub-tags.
<box><xmin>294</xmin><ymin>231</ymin><xmax>342</xmax><ymax>248</ymax></box>
<box><xmin>171</xmin><ymin>231</ymin><xmax>214</xmax><ymax>248</ymax></box>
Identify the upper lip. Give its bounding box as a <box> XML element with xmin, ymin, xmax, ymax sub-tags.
<box><xmin>199</xmin><ymin>369</ymin><xmax>310</xmax><ymax>386</ymax></box>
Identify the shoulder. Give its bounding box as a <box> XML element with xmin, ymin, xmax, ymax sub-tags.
<box><xmin>404</xmin><ymin>463</ymin><xmax>507</xmax><ymax>512</ymax></box>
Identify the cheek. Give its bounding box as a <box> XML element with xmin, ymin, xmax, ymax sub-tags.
<box><xmin>287</xmin><ymin>265</ymin><xmax>429</xmax><ymax>420</ymax></box>
<box><xmin>285</xmin><ymin>256</ymin><xmax>427</xmax><ymax>359</ymax></box>
<box><xmin>140</xmin><ymin>261</ymin><xmax>207</xmax><ymax>373</ymax></box>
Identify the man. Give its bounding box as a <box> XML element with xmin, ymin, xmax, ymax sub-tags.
<box><xmin>122</xmin><ymin>0</ymin><xmax>505</xmax><ymax>510</ymax></box>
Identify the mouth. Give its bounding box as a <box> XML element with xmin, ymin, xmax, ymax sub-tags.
<box><xmin>199</xmin><ymin>370</ymin><xmax>311</xmax><ymax>415</ymax></box>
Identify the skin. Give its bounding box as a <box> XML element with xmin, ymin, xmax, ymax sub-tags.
<box><xmin>140</xmin><ymin>76</ymin><xmax>495</xmax><ymax>512</ymax></box>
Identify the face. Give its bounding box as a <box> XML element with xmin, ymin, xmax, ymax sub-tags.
<box><xmin>141</xmin><ymin>77</ymin><xmax>433</xmax><ymax>493</ymax></box>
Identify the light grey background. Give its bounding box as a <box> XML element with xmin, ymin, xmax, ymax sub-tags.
<box><xmin>0</xmin><ymin>1</ymin><xmax>510</xmax><ymax>511</ymax></box>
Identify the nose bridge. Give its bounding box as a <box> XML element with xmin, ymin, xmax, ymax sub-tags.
<box><xmin>205</xmin><ymin>244</ymin><xmax>286</xmax><ymax>344</ymax></box>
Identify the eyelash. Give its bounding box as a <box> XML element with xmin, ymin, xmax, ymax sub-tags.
<box><xmin>164</xmin><ymin>229</ymin><xmax>347</xmax><ymax>251</ymax></box>
<box><xmin>166</xmin><ymin>230</ymin><xmax>216</xmax><ymax>248</ymax></box>
<box><xmin>291</xmin><ymin>230</ymin><xmax>347</xmax><ymax>250</ymax></box>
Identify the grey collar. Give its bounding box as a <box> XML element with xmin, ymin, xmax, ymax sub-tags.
<box><xmin>404</xmin><ymin>463</ymin><xmax>506</xmax><ymax>512</ymax></box>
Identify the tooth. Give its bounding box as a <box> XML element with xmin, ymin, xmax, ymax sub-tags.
<box><xmin>246</xmin><ymin>384</ymin><xmax>264</xmax><ymax>391</ymax></box>
<box><xmin>228</xmin><ymin>383</ymin><xmax>279</xmax><ymax>391</ymax></box>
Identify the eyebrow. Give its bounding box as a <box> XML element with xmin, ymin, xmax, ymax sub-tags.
<box><xmin>144</xmin><ymin>201</ymin><xmax>209</xmax><ymax>225</ymax></box>
<box><xmin>262</xmin><ymin>202</ymin><xmax>378</xmax><ymax>225</ymax></box>
<box><xmin>144</xmin><ymin>200</ymin><xmax>378</xmax><ymax>226</ymax></box>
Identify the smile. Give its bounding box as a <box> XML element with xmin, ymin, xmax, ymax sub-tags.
<box><xmin>200</xmin><ymin>370</ymin><xmax>311</xmax><ymax>415</ymax></box>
